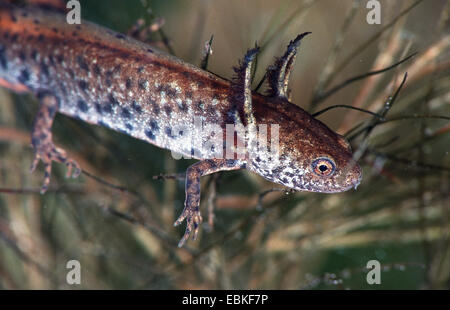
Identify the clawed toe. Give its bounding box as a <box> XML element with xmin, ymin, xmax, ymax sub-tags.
<box><xmin>30</xmin><ymin>143</ymin><xmax>80</xmax><ymax>193</ymax></box>
<box><xmin>174</xmin><ymin>206</ymin><xmax>203</xmax><ymax>247</ymax></box>
<box><xmin>65</xmin><ymin>160</ymin><xmax>81</xmax><ymax>178</ymax></box>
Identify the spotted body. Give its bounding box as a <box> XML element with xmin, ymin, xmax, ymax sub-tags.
<box><xmin>0</xmin><ymin>2</ymin><xmax>362</xmax><ymax>247</ymax></box>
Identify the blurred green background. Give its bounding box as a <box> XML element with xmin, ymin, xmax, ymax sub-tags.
<box><xmin>0</xmin><ymin>0</ymin><xmax>449</xmax><ymax>289</ymax></box>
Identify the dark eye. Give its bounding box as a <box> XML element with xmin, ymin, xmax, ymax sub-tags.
<box><xmin>312</xmin><ymin>157</ymin><xmax>336</xmax><ymax>177</ymax></box>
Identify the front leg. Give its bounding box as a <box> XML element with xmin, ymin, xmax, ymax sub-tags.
<box><xmin>174</xmin><ymin>159</ymin><xmax>245</xmax><ymax>247</ymax></box>
<box><xmin>30</xmin><ymin>92</ymin><xmax>81</xmax><ymax>193</ymax></box>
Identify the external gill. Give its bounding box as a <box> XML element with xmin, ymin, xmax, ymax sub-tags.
<box><xmin>266</xmin><ymin>32</ymin><xmax>311</xmax><ymax>100</ymax></box>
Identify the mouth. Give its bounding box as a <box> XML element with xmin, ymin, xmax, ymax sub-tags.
<box><xmin>333</xmin><ymin>163</ymin><xmax>363</xmax><ymax>192</ymax></box>
<box><xmin>353</xmin><ymin>179</ymin><xmax>361</xmax><ymax>190</ymax></box>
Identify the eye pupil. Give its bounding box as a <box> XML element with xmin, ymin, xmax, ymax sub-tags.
<box><xmin>312</xmin><ymin>157</ymin><xmax>336</xmax><ymax>177</ymax></box>
<box><xmin>319</xmin><ymin>165</ymin><xmax>328</xmax><ymax>172</ymax></box>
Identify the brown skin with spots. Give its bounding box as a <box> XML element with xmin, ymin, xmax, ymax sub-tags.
<box><xmin>0</xmin><ymin>2</ymin><xmax>362</xmax><ymax>247</ymax></box>
<box><xmin>252</xmin><ymin>95</ymin><xmax>361</xmax><ymax>193</ymax></box>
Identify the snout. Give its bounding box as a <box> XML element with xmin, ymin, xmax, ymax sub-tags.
<box><xmin>337</xmin><ymin>160</ymin><xmax>363</xmax><ymax>192</ymax></box>
<box><xmin>351</xmin><ymin>163</ymin><xmax>363</xmax><ymax>189</ymax></box>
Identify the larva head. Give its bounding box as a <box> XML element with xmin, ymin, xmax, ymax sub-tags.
<box><xmin>288</xmin><ymin>132</ymin><xmax>363</xmax><ymax>193</ymax></box>
<box><xmin>249</xmin><ymin>100</ymin><xmax>362</xmax><ymax>193</ymax></box>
